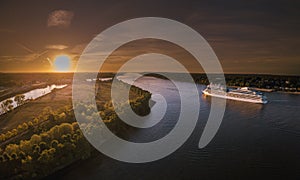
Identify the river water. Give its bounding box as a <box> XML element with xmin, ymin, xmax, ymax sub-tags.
<box><xmin>0</xmin><ymin>84</ymin><xmax>67</xmax><ymax>115</ymax></box>
<box><xmin>55</xmin><ymin>76</ymin><xmax>300</xmax><ymax>179</ymax></box>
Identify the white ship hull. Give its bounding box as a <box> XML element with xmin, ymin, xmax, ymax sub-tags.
<box><xmin>202</xmin><ymin>90</ymin><xmax>268</xmax><ymax>104</ymax></box>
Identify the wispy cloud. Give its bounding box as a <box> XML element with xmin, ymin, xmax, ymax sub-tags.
<box><xmin>47</xmin><ymin>10</ymin><xmax>74</xmax><ymax>28</ymax></box>
<box><xmin>45</xmin><ymin>44</ymin><xmax>68</xmax><ymax>50</ymax></box>
<box><xmin>17</xmin><ymin>42</ymin><xmax>48</xmax><ymax>55</ymax></box>
<box><xmin>16</xmin><ymin>43</ymin><xmax>35</xmax><ymax>54</ymax></box>
<box><xmin>12</xmin><ymin>42</ymin><xmax>49</xmax><ymax>62</ymax></box>
<box><xmin>0</xmin><ymin>54</ymin><xmax>45</xmax><ymax>62</ymax></box>
<box><xmin>70</xmin><ymin>43</ymin><xmax>87</xmax><ymax>54</ymax></box>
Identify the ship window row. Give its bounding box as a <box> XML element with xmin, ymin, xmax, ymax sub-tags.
<box><xmin>227</xmin><ymin>93</ymin><xmax>262</xmax><ymax>100</ymax></box>
<box><xmin>229</xmin><ymin>92</ymin><xmax>261</xmax><ymax>97</ymax></box>
<box><xmin>230</xmin><ymin>90</ymin><xmax>257</xmax><ymax>95</ymax></box>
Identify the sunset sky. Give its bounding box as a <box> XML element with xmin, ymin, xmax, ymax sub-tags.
<box><xmin>0</xmin><ymin>0</ymin><xmax>299</xmax><ymax>74</ymax></box>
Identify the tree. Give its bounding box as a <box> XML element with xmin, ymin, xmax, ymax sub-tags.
<box><xmin>1</xmin><ymin>99</ymin><xmax>13</xmax><ymax>113</ymax></box>
<box><xmin>0</xmin><ymin>103</ymin><xmax>5</xmax><ymax>113</ymax></box>
<box><xmin>2</xmin><ymin>152</ymin><xmax>11</xmax><ymax>161</ymax></box>
<box><xmin>19</xmin><ymin>140</ymin><xmax>31</xmax><ymax>153</ymax></box>
<box><xmin>30</xmin><ymin>134</ymin><xmax>41</xmax><ymax>145</ymax></box>
<box><xmin>40</xmin><ymin>133</ymin><xmax>50</xmax><ymax>142</ymax></box>
<box><xmin>39</xmin><ymin>142</ymin><xmax>47</xmax><ymax>151</ymax></box>
<box><xmin>10</xmin><ymin>152</ymin><xmax>18</xmax><ymax>160</ymax></box>
<box><xmin>28</xmin><ymin>121</ymin><xmax>34</xmax><ymax>128</ymax></box>
<box><xmin>5</xmin><ymin>143</ymin><xmax>19</xmax><ymax>154</ymax></box>
<box><xmin>38</xmin><ymin>150</ymin><xmax>52</xmax><ymax>163</ymax></box>
<box><xmin>32</xmin><ymin>145</ymin><xmax>41</xmax><ymax>159</ymax></box>
<box><xmin>50</xmin><ymin>140</ymin><xmax>58</xmax><ymax>148</ymax></box>
<box><xmin>5</xmin><ymin>131</ymin><xmax>13</xmax><ymax>139</ymax></box>
<box><xmin>22</xmin><ymin>122</ymin><xmax>28</xmax><ymax>130</ymax></box>
<box><xmin>18</xmin><ymin>151</ymin><xmax>26</xmax><ymax>160</ymax></box>
<box><xmin>17</xmin><ymin>124</ymin><xmax>23</xmax><ymax>132</ymax></box>
<box><xmin>14</xmin><ymin>94</ymin><xmax>25</xmax><ymax>106</ymax></box>
<box><xmin>59</xmin><ymin>123</ymin><xmax>73</xmax><ymax>135</ymax></box>
<box><xmin>33</xmin><ymin>118</ymin><xmax>39</xmax><ymax>125</ymax></box>
<box><xmin>11</xmin><ymin>129</ymin><xmax>18</xmax><ymax>136</ymax></box>
<box><xmin>0</xmin><ymin>134</ymin><xmax>5</xmax><ymax>142</ymax></box>
<box><xmin>32</xmin><ymin>144</ymin><xmax>40</xmax><ymax>153</ymax></box>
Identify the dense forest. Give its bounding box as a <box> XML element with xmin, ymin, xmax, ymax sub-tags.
<box><xmin>192</xmin><ymin>74</ymin><xmax>300</xmax><ymax>92</ymax></box>
<box><xmin>144</xmin><ymin>73</ymin><xmax>300</xmax><ymax>92</ymax></box>
<box><xmin>0</xmin><ymin>80</ymin><xmax>151</xmax><ymax>179</ymax></box>
<box><xmin>1</xmin><ymin>73</ymin><xmax>299</xmax><ymax>97</ymax></box>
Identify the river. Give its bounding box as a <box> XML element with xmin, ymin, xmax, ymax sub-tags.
<box><xmin>53</xmin><ymin>76</ymin><xmax>300</xmax><ymax>179</ymax></box>
<box><xmin>0</xmin><ymin>84</ymin><xmax>67</xmax><ymax>115</ymax></box>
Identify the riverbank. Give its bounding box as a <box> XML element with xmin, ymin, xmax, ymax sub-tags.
<box><xmin>0</xmin><ymin>80</ymin><xmax>152</xmax><ymax>179</ymax></box>
<box><xmin>0</xmin><ymin>82</ymin><xmax>71</xmax><ymax>102</ymax></box>
<box><xmin>0</xmin><ymin>73</ymin><xmax>73</xmax><ymax>102</ymax></box>
<box><xmin>277</xmin><ymin>91</ymin><xmax>300</xmax><ymax>95</ymax></box>
<box><xmin>145</xmin><ymin>73</ymin><xmax>300</xmax><ymax>94</ymax></box>
<box><xmin>39</xmin><ymin>75</ymin><xmax>300</xmax><ymax>180</ymax></box>
<box><xmin>0</xmin><ymin>85</ymin><xmax>72</xmax><ymax>133</ymax></box>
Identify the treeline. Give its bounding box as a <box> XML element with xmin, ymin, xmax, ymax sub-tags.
<box><xmin>0</xmin><ymin>80</ymin><xmax>152</xmax><ymax>179</ymax></box>
<box><xmin>143</xmin><ymin>73</ymin><xmax>300</xmax><ymax>92</ymax></box>
<box><xmin>0</xmin><ymin>105</ymin><xmax>86</xmax><ymax>179</ymax></box>
<box><xmin>96</xmin><ymin>79</ymin><xmax>151</xmax><ymax>117</ymax></box>
<box><xmin>0</xmin><ymin>122</ymin><xmax>90</xmax><ymax>179</ymax></box>
<box><xmin>0</xmin><ymin>105</ymin><xmax>74</xmax><ymax>146</ymax></box>
<box><xmin>0</xmin><ymin>94</ymin><xmax>26</xmax><ymax>115</ymax></box>
<box><xmin>224</xmin><ymin>74</ymin><xmax>300</xmax><ymax>91</ymax></box>
<box><xmin>156</xmin><ymin>73</ymin><xmax>300</xmax><ymax>92</ymax></box>
<box><xmin>116</xmin><ymin>79</ymin><xmax>151</xmax><ymax>116</ymax></box>
<box><xmin>192</xmin><ymin>74</ymin><xmax>300</xmax><ymax>91</ymax></box>
<box><xmin>0</xmin><ymin>73</ymin><xmax>73</xmax><ymax>88</ymax></box>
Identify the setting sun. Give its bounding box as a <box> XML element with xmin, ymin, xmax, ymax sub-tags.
<box><xmin>0</xmin><ymin>1</ymin><xmax>299</xmax><ymax>179</ymax></box>
<box><xmin>53</xmin><ymin>55</ymin><xmax>71</xmax><ymax>72</ymax></box>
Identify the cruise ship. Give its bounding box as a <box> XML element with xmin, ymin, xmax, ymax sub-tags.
<box><xmin>202</xmin><ymin>84</ymin><xmax>268</xmax><ymax>104</ymax></box>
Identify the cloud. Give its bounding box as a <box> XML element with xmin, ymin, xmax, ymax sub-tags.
<box><xmin>16</xmin><ymin>43</ymin><xmax>35</xmax><ymax>53</ymax></box>
<box><xmin>47</xmin><ymin>10</ymin><xmax>74</xmax><ymax>28</ymax></box>
<box><xmin>70</xmin><ymin>43</ymin><xmax>87</xmax><ymax>54</ymax></box>
<box><xmin>45</xmin><ymin>44</ymin><xmax>68</xmax><ymax>50</ymax></box>
<box><xmin>0</xmin><ymin>54</ymin><xmax>44</xmax><ymax>62</ymax></box>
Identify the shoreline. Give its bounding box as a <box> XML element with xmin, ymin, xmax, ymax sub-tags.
<box><xmin>219</xmin><ymin>85</ymin><xmax>299</xmax><ymax>94</ymax></box>
<box><xmin>0</xmin><ymin>80</ymin><xmax>153</xmax><ymax>179</ymax></box>
<box><xmin>0</xmin><ymin>85</ymin><xmax>73</xmax><ymax>133</ymax></box>
<box><xmin>45</xmin><ymin>81</ymin><xmax>153</xmax><ymax>179</ymax></box>
<box><xmin>277</xmin><ymin>91</ymin><xmax>300</xmax><ymax>95</ymax></box>
<box><xmin>143</xmin><ymin>74</ymin><xmax>299</xmax><ymax>95</ymax></box>
<box><xmin>0</xmin><ymin>82</ymin><xmax>71</xmax><ymax>102</ymax></box>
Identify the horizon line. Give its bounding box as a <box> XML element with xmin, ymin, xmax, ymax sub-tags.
<box><xmin>0</xmin><ymin>71</ymin><xmax>299</xmax><ymax>76</ymax></box>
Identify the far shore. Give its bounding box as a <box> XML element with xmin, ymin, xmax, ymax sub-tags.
<box><xmin>277</xmin><ymin>91</ymin><xmax>300</xmax><ymax>95</ymax></box>
<box><xmin>227</xmin><ymin>86</ymin><xmax>300</xmax><ymax>94</ymax></box>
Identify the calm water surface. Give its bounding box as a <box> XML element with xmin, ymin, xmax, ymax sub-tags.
<box><xmin>0</xmin><ymin>84</ymin><xmax>67</xmax><ymax>115</ymax></box>
<box><xmin>55</xmin><ymin>76</ymin><xmax>300</xmax><ymax>179</ymax></box>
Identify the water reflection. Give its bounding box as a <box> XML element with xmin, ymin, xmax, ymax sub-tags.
<box><xmin>54</xmin><ymin>76</ymin><xmax>300</xmax><ymax>179</ymax></box>
<box><xmin>202</xmin><ymin>94</ymin><xmax>263</xmax><ymax>116</ymax></box>
<box><xmin>0</xmin><ymin>84</ymin><xmax>67</xmax><ymax>115</ymax></box>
